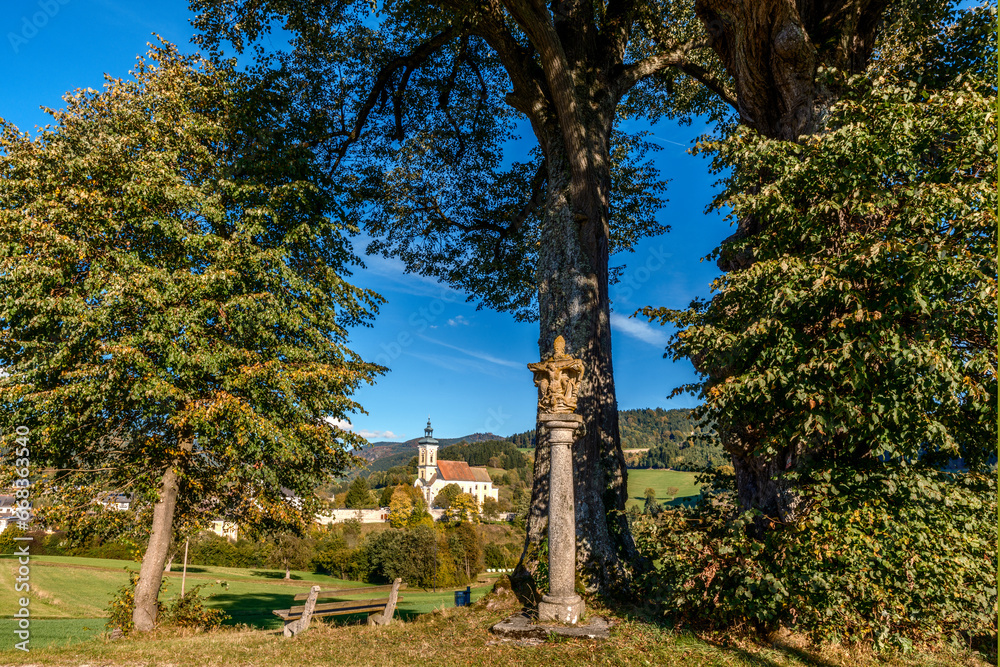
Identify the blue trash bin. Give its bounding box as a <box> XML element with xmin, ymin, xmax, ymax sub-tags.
<box><xmin>454</xmin><ymin>586</ymin><xmax>471</xmax><ymax>607</ymax></box>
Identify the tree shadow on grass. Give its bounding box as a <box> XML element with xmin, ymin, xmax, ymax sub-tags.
<box><xmin>249</xmin><ymin>570</ymin><xmax>304</xmax><ymax>580</ymax></box>
<box><xmin>700</xmin><ymin>636</ymin><xmax>843</xmax><ymax>667</ymax></box>
<box><xmin>166</xmin><ymin>566</ymin><xmax>210</xmax><ymax>574</ymax></box>
<box><xmin>602</xmin><ymin>600</ymin><xmax>842</xmax><ymax>667</ymax></box>
<box><xmin>209</xmin><ymin>589</ymin><xmax>417</xmax><ymax>631</ymax></box>
<box><xmin>209</xmin><ymin>591</ymin><xmax>296</xmax><ymax>630</ymax></box>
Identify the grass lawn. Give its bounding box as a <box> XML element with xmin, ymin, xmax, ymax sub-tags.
<box><xmin>0</xmin><ymin>580</ymin><xmax>988</xmax><ymax>667</ymax></box>
<box><xmin>0</xmin><ymin>554</ymin><xmax>495</xmax><ymax>646</ymax></box>
<box><xmin>626</xmin><ymin>469</ymin><xmax>701</xmax><ymax>509</ymax></box>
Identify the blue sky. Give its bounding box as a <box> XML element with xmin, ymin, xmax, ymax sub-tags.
<box><xmin>2</xmin><ymin>0</ymin><xmax>733</xmax><ymax>442</ymax></box>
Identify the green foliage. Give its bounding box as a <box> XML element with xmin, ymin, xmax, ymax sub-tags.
<box><xmin>0</xmin><ymin>525</ymin><xmax>26</xmax><ymax>554</ymax></box>
<box><xmin>189</xmin><ymin>0</ymin><xmax>684</xmax><ymax>323</ymax></box>
<box><xmin>633</xmin><ymin>469</ymin><xmax>996</xmax><ymax>649</ymax></box>
<box><xmin>437</xmin><ymin>440</ymin><xmax>530</xmax><ymax>470</ymax></box>
<box><xmin>387</xmin><ymin>487</ymin><xmax>414</xmax><ymax>528</ymax></box>
<box><xmin>483</xmin><ymin>542</ymin><xmax>518</xmax><ymax>570</ymax></box>
<box><xmin>366</xmin><ymin>467</ymin><xmax>415</xmax><ymax>490</ymax></box>
<box><xmin>160</xmin><ymin>583</ymin><xmax>230</xmax><ymax>630</ymax></box>
<box><xmin>642</xmin><ymin>488</ymin><xmax>662</xmax><ymax>517</ymax></box>
<box><xmin>432</xmin><ymin>483</ymin><xmax>462</xmax><ymax>510</ymax></box>
<box><xmin>0</xmin><ymin>42</ymin><xmax>383</xmax><ymax>539</ymax></box>
<box><xmin>188</xmin><ymin>533</ymin><xmax>270</xmax><ymax>569</ymax></box>
<box><xmin>480</xmin><ymin>497</ymin><xmax>500</xmax><ymax>521</ymax></box>
<box><xmin>507</xmin><ymin>430</ymin><xmax>535</xmax><ymax>449</ymax></box>
<box><xmin>448</xmin><ymin>522</ymin><xmax>483</xmax><ymax>583</ymax></box>
<box><xmin>105</xmin><ymin>571</ymin><xmax>229</xmax><ymax>634</ymax></box>
<box><xmin>105</xmin><ymin>572</ymin><xmax>142</xmax><ymax>636</ymax></box>
<box><xmin>311</xmin><ymin>533</ymin><xmax>368</xmax><ymax>581</ymax></box>
<box><xmin>510</xmin><ymin>409</ymin><xmax>725</xmax><ymax>470</ymax></box>
<box><xmin>448</xmin><ymin>493</ymin><xmax>480</xmax><ymax>523</ymax></box>
<box><xmin>344</xmin><ymin>477</ymin><xmax>378</xmax><ymax>509</ymax></box>
<box><xmin>267</xmin><ymin>533</ymin><xmax>315</xmax><ymax>575</ymax></box>
<box><xmin>644</xmin><ymin>12</ymin><xmax>996</xmax><ymax>485</ymax></box>
<box><xmin>341</xmin><ymin>518</ymin><xmax>362</xmax><ymax>542</ymax></box>
<box><xmin>632</xmin><ymin>6</ymin><xmax>996</xmax><ymax>648</ymax></box>
<box><xmin>362</xmin><ymin>526</ymin><xmax>438</xmax><ymax>587</ymax></box>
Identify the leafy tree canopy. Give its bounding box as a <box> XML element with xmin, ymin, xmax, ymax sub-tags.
<box><xmin>0</xmin><ymin>43</ymin><xmax>383</xmax><ymax>627</ymax></box>
<box><xmin>345</xmin><ymin>476</ymin><xmax>379</xmax><ymax>509</ymax></box>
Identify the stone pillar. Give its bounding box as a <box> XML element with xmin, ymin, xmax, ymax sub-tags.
<box><xmin>537</xmin><ymin>413</ymin><xmax>585</xmax><ymax>624</ymax></box>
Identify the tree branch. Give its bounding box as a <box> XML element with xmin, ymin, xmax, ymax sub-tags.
<box><xmin>613</xmin><ymin>38</ymin><xmax>737</xmax><ymax>110</ymax></box>
<box><xmin>331</xmin><ymin>27</ymin><xmax>459</xmax><ymax>170</ymax></box>
<box><xmin>455</xmin><ymin>1</ymin><xmax>549</xmax><ymax>121</ymax></box>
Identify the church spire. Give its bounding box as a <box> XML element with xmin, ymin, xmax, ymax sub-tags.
<box><xmin>417</xmin><ymin>417</ymin><xmax>439</xmax><ymax>484</ymax></box>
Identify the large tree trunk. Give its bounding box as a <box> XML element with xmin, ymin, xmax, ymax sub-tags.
<box><xmin>513</xmin><ymin>127</ymin><xmax>641</xmax><ymax>597</ymax></box>
<box><xmin>133</xmin><ymin>437</ymin><xmax>193</xmax><ymax>632</ymax></box>
<box><xmin>693</xmin><ymin>0</ymin><xmax>885</xmax><ymax>527</ymax></box>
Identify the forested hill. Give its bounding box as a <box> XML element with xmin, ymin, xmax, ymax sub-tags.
<box><xmin>618</xmin><ymin>408</ymin><xmax>703</xmax><ymax>449</ymax></box>
<box><xmin>509</xmin><ymin>408</ymin><xmax>726</xmax><ymax>470</ymax></box>
<box><xmin>362</xmin><ymin>408</ymin><xmax>725</xmax><ymax>474</ymax></box>
<box><xmin>509</xmin><ymin>408</ymin><xmax>703</xmax><ymax>449</ymax></box>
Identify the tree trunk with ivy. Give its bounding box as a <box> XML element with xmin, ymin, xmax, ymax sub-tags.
<box><xmin>690</xmin><ymin>0</ymin><xmax>888</xmax><ymax>528</ymax></box>
<box><xmin>518</xmin><ymin>124</ymin><xmax>637</xmax><ymax>594</ymax></box>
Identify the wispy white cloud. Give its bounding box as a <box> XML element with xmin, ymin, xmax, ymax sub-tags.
<box><xmin>406</xmin><ymin>351</ymin><xmax>513</xmax><ymax>379</ymax></box>
<box><xmin>610</xmin><ymin>313</ymin><xmax>669</xmax><ymax>347</ymax></box>
<box><xmin>418</xmin><ymin>336</ymin><xmax>521</xmax><ymax>368</ymax></box>
<box><xmin>448</xmin><ymin>315</ymin><xmax>470</xmax><ymax>326</ymax></box>
<box><xmin>650</xmin><ymin>135</ymin><xmax>690</xmax><ymax>149</ymax></box>
<box><xmin>354</xmin><ymin>241</ymin><xmax>462</xmax><ymax>300</ymax></box>
<box><xmin>324</xmin><ymin>417</ymin><xmax>353</xmax><ymax>430</ymax></box>
<box><xmin>357</xmin><ymin>429</ymin><xmax>404</xmax><ymax>441</ymax></box>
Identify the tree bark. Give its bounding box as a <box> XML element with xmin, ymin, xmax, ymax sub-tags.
<box><xmin>514</xmin><ymin>126</ymin><xmax>641</xmax><ymax>597</ymax></box>
<box><xmin>692</xmin><ymin>0</ymin><xmax>886</xmax><ymax>528</ymax></box>
<box><xmin>133</xmin><ymin>436</ymin><xmax>193</xmax><ymax>632</ymax></box>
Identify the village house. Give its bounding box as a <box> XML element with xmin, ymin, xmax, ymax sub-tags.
<box><xmin>413</xmin><ymin>419</ymin><xmax>499</xmax><ymax>507</ymax></box>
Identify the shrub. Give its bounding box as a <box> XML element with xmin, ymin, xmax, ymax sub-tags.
<box><xmin>633</xmin><ymin>467</ymin><xmax>996</xmax><ymax>650</ymax></box>
<box><xmin>161</xmin><ymin>583</ymin><xmax>230</xmax><ymax>630</ymax></box>
<box><xmin>105</xmin><ymin>572</ymin><xmax>230</xmax><ymax>635</ymax></box>
<box><xmin>105</xmin><ymin>571</ymin><xmax>146</xmax><ymax>636</ymax></box>
<box><xmin>188</xmin><ymin>533</ymin><xmax>270</xmax><ymax>568</ymax></box>
<box><xmin>0</xmin><ymin>526</ymin><xmax>26</xmax><ymax>554</ymax></box>
<box><xmin>484</xmin><ymin>542</ymin><xmax>518</xmax><ymax>569</ymax></box>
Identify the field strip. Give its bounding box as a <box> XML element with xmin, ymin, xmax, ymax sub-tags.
<box><xmin>29</xmin><ymin>561</ymin><xmax>335</xmax><ymax>587</ymax></box>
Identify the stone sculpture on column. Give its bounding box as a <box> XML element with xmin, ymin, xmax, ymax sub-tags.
<box><xmin>528</xmin><ymin>335</ymin><xmax>586</xmax><ymax>624</ymax></box>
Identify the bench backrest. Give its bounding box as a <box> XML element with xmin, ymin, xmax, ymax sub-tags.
<box><xmin>292</xmin><ymin>582</ymin><xmax>408</xmax><ymax>601</ymax></box>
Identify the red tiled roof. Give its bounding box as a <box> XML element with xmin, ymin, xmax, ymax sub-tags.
<box><xmin>469</xmin><ymin>468</ymin><xmax>492</xmax><ymax>483</ymax></box>
<box><xmin>436</xmin><ymin>459</ymin><xmax>476</xmax><ymax>481</ymax></box>
<box><xmin>435</xmin><ymin>460</ymin><xmax>493</xmax><ymax>483</ymax></box>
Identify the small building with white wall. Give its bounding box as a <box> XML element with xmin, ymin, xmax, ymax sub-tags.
<box><xmin>316</xmin><ymin>508</ymin><xmax>389</xmax><ymax>525</ymax></box>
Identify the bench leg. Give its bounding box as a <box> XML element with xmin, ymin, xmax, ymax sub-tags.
<box><xmin>368</xmin><ymin>577</ymin><xmax>402</xmax><ymax>627</ymax></box>
<box><xmin>283</xmin><ymin>585</ymin><xmax>320</xmax><ymax>638</ymax></box>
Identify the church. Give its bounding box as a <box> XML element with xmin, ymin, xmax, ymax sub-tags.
<box><xmin>413</xmin><ymin>419</ymin><xmax>499</xmax><ymax>508</ymax></box>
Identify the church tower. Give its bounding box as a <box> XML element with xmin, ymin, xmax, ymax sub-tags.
<box><xmin>417</xmin><ymin>418</ymin><xmax>439</xmax><ymax>483</ymax></box>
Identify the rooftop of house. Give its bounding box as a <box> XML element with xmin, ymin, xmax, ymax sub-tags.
<box><xmin>435</xmin><ymin>460</ymin><xmax>493</xmax><ymax>484</ymax></box>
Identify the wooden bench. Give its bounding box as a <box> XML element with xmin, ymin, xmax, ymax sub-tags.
<box><xmin>272</xmin><ymin>578</ymin><xmax>405</xmax><ymax>637</ymax></box>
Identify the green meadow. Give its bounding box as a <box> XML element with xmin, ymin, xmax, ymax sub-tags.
<box><xmin>0</xmin><ymin>555</ymin><xmax>493</xmax><ymax>648</ymax></box>
<box><xmin>625</xmin><ymin>469</ymin><xmax>701</xmax><ymax>509</ymax></box>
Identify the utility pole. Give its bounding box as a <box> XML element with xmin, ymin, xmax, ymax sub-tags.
<box><xmin>181</xmin><ymin>537</ymin><xmax>189</xmax><ymax>597</ymax></box>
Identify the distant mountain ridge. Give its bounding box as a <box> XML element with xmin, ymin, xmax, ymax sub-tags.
<box><xmin>358</xmin><ymin>432</ymin><xmax>505</xmax><ymax>470</ymax></box>
<box><xmin>357</xmin><ymin>408</ymin><xmax>722</xmax><ymax>475</ymax></box>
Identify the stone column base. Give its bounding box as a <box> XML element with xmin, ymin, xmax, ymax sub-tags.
<box><xmin>538</xmin><ymin>593</ymin><xmax>585</xmax><ymax>624</ymax></box>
